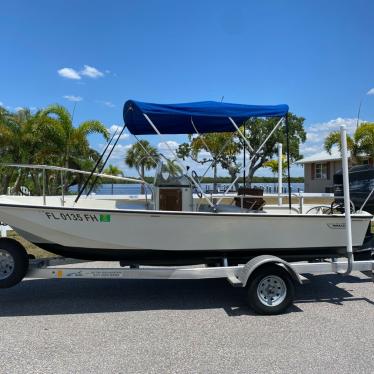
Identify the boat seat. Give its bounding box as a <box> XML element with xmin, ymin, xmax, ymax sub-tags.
<box><xmin>233</xmin><ymin>188</ymin><xmax>265</xmax><ymax>211</ymax></box>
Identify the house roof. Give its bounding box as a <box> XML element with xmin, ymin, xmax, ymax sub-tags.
<box><xmin>296</xmin><ymin>149</ymin><xmax>351</xmax><ymax>164</ymax></box>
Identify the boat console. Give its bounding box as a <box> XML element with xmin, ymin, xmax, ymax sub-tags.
<box><xmin>153</xmin><ymin>161</ymin><xmax>194</xmax><ymax>211</ymax></box>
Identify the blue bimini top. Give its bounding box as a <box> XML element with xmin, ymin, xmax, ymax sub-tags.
<box><xmin>123</xmin><ymin>100</ymin><xmax>288</xmax><ymax>135</ymax></box>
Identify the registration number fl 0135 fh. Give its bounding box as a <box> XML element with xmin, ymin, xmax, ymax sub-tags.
<box><xmin>44</xmin><ymin>212</ymin><xmax>111</xmax><ymax>223</ymax></box>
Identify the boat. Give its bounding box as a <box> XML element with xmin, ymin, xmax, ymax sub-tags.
<box><xmin>0</xmin><ymin>100</ymin><xmax>372</xmax><ymax>266</ymax></box>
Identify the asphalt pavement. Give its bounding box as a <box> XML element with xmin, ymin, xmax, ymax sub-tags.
<box><xmin>0</xmin><ymin>270</ymin><xmax>373</xmax><ymax>374</ymax></box>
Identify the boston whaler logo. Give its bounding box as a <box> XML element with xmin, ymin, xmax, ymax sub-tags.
<box><xmin>44</xmin><ymin>211</ymin><xmax>111</xmax><ymax>223</ymax></box>
<box><xmin>327</xmin><ymin>223</ymin><xmax>345</xmax><ymax>229</ymax></box>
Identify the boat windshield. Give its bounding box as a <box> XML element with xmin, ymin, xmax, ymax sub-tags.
<box><xmin>154</xmin><ymin>161</ymin><xmax>191</xmax><ymax>187</ymax></box>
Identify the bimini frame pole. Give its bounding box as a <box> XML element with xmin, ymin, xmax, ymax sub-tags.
<box><xmin>190</xmin><ymin>118</ymin><xmax>213</xmax><ymax>155</ymax></box>
<box><xmin>216</xmin><ymin>117</ymin><xmax>284</xmax><ymax>206</ymax></box>
<box><xmin>228</xmin><ymin>117</ymin><xmax>254</xmax><ymax>152</ymax></box>
<box><xmin>278</xmin><ymin>142</ymin><xmax>283</xmax><ymax>206</ymax></box>
<box><xmin>340</xmin><ymin>124</ymin><xmax>353</xmax><ymax>275</ymax></box>
<box><xmin>142</xmin><ymin>113</ymin><xmax>215</xmax><ymax>208</ymax></box>
<box><xmin>285</xmin><ymin>113</ymin><xmax>292</xmax><ymax>210</ymax></box>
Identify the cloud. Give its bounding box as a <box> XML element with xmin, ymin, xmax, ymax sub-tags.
<box><xmin>58</xmin><ymin>67</ymin><xmax>81</xmax><ymax>80</ymax></box>
<box><xmin>157</xmin><ymin>140</ymin><xmax>179</xmax><ymax>151</ymax></box>
<box><xmin>14</xmin><ymin>106</ymin><xmax>24</xmax><ymax>112</ymax></box>
<box><xmin>301</xmin><ymin>117</ymin><xmax>365</xmax><ymax>157</ymax></box>
<box><xmin>299</xmin><ymin>144</ymin><xmax>323</xmax><ymax>156</ymax></box>
<box><xmin>81</xmin><ymin>65</ymin><xmax>104</xmax><ymax>78</ymax></box>
<box><xmin>307</xmin><ymin>117</ymin><xmax>359</xmax><ymax>134</ymax></box>
<box><xmin>109</xmin><ymin>124</ymin><xmax>129</xmax><ymax>140</ymax></box>
<box><xmin>97</xmin><ymin>100</ymin><xmax>115</xmax><ymax>108</ymax></box>
<box><xmin>0</xmin><ymin>101</ymin><xmax>3</xmax><ymax>106</ymax></box>
<box><xmin>106</xmin><ymin>143</ymin><xmax>132</xmax><ymax>160</ymax></box>
<box><xmin>63</xmin><ymin>95</ymin><xmax>83</xmax><ymax>102</ymax></box>
<box><xmin>99</xmin><ymin>143</ymin><xmax>133</xmax><ymax>158</ymax></box>
<box><xmin>306</xmin><ymin>132</ymin><xmax>321</xmax><ymax>143</ymax></box>
<box><xmin>367</xmin><ymin>88</ymin><xmax>374</xmax><ymax>95</ymax></box>
<box><xmin>58</xmin><ymin>65</ymin><xmax>105</xmax><ymax>80</ymax></box>
<box><xmin>95</xmin><ymin>143</ymin><xmax>134</xmax><ymax>173</ymax></box>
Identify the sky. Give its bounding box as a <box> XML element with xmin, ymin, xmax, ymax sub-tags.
<box><xmin>1</xmin><ymin>0</ymin><xmax>373</xmax><ymax>178</ymax></box>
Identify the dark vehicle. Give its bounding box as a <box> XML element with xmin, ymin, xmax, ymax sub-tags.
<box><xmin>333</xmin><ymin>165</ymin><xmax>374</xmax><ymax>214</ymax></box>
<box><xmin>333</xmin><ymin>165</ymin><xmax>374</xmax><ymax>260</ymax></box>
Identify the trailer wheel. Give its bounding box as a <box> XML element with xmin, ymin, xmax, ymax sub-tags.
<box><xmin>246</xmin><ymin>265</ymin><xmax>295</xmax><ymax>315</ymax></box>
<box><xmin>0</xmin><ymin>238</ymin><xmax>29</xmax><ymax>288</ymax></box>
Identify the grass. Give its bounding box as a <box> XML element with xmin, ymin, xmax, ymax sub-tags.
<box><xmin>6</xmin><ymin>231</ymin><xmax>53</xmax><ymax>258</ymax></box>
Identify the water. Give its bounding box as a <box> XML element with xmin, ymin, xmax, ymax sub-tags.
<box><xmin>76</xmin><ymin>182</ymin><xmax>305</xmax><ymax>195</ymax></box>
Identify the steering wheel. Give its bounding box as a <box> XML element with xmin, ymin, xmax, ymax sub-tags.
<box><xmin>305</xmin><ymin>205</ymin><xmax>332</xmax><ymax>215</ymax></box>
<box><xmin>191</xmin><ymin>170</ymin><xmax>203</xmax><ymax>198</ymax></box>
<box><xmin>330</xmin><ymin>199</ymin><xmax>355</xmax><ymax>214</ymax></box>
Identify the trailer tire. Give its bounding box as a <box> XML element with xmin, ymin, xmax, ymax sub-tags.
<box><xmin>246</xmin><ymin>265</ymin><xmax>295</xmax><ymax>315</ymax></box>
<box><xmin>0</xmin><ymin>238</ymin><xmax>29</xmax><ymax>288</ymax></box>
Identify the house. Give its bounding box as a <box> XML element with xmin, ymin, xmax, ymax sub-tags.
<box><xmin>297</xmin><ymin>150</ymin><xmax>373</xmax><ymax>193</ymax></box>
<box><xmin>296</xmin><ymin>150</ymin><xmax>350</xmax><ymax>193</ymax></box>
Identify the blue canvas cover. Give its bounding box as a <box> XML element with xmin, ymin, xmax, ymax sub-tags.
<box><xmin>123</xmin><ymin>100</ymin><xmax>288</xmax><ymax>135</ymax></box>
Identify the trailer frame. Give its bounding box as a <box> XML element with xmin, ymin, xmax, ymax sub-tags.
<box><xmin>26</xmin><ymin>256</ymin><xmax>374</xmax><ymax>286</ymax></box>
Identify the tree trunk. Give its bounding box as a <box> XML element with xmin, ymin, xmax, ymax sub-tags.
<box><xmin>31</xmin><ymin>171</ymin><xmax>41</xmax><ymax>195</ymax></box>
<box><xmin>2</xmin><ymin>174</ymin><xmax>10</xmax><ymax>194</ymax></box>
<box><xmin>2</xmin><ymin>171</ymin><xmax>13</xmax><ymax>194</ymax></box>
<box><xmin>13</xmin><ymin>170</ymin><xmax>23</xmax><ymax>194</ymax></box>
<box><xmin>213</xmin><ymin>162</ymin><xmax>218</xmax><ymax>192</ymax></box>
<box><xmin>45</xmin><ymin>171</ymin><xmax>50</xmax><ymax>195</ymax></box>
<box><xmin>247</xmin><ymin>168</ymin><xmax>256</xmax><ymax>188</ymax></box>
<box><xmin>228</xmin><ymin>165</ymin><xmax>239</xmax><ymax>191</ymax></box>
<box><xmin>140</xmin><ymin>165</ymin><xmax>145</xmax><ymax>194</ymax></box>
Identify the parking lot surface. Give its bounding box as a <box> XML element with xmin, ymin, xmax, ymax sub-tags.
<box><xmin>0</xmin><ymin>270</ymin><xmax>373</xmax><ymax>374</ymax></box>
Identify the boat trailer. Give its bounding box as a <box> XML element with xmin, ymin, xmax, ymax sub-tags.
<box><xmin>0</xmin><ymin>239</ymin><xmax>372</xmax><ymax>315</ymax></box>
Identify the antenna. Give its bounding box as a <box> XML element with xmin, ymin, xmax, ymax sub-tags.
<box><xmin>356</xmin><ymin>98</ymin><xmax>363</xmax><ymax>130</ymax></box>
<box><xmin>71</xmin><ymin>102</ymin><xmax>77</xmax><ymax>123</ymax></box>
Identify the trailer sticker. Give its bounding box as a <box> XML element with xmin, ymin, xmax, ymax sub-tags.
<box><xmin>327</xmin><ymin>223</ymin><xmax>345</xmax><ymax>229</ymax></box>
<box><xmin>44</xmin><ymin>211</ymin><xmax>111</xmax><ymax>223</ymax></box>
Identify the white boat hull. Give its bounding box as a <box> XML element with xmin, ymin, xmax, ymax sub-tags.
<box><xmin>0</xmin><ymin>201</ymin><xmax>371</xmax><ymax>264</ymax></box>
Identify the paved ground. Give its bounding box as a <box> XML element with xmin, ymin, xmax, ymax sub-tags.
<box><xmin>0</xmin><ymin>269</ymin><xmax>373</xmax><ymax>374</ymax></box>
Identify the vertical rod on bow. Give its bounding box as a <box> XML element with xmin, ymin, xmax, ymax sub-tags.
<box><xmin>74</xmin><ymin>129</ymin><xmax>119</xmax><ymax>204</ymax></box>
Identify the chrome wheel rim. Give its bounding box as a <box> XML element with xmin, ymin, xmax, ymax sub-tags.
<box><xmin>257</xmin><ymin>275</ymin><xmax>287</xmax><ymax>307</ymax></box>
<box><xmin>0</xmin><ymin>249</ymin><xmax>15</xmax><ymax>280</ymax></box>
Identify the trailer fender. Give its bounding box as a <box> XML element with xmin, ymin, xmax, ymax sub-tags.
<box><xmin>238</xmin><ymin>255</ymin><xmax>303</xmax><ymax>287</ymax></box>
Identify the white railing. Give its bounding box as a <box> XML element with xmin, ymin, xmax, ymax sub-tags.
<box><xmin>1</xmin><ymin>163</ymin><xmax>148</xmax><ymax>206</ymax></box>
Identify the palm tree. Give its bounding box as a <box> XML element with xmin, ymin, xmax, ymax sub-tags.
<box><xmin>41</xmin><ymin>104</ymin><xmax>109</xmax><ymax>166</ymax></box>
<box><xmin>263</xmin><ymin>156</ymin><xmax>287</xmax><ymax>189</ymax></box>
<box><xmin>163</xmin><ymin>159</ymin><xmax>183</xmax><ymax>176</ymax></box>
<box><xmin>124</xmin><ymin>140</ymin><xmax>160</xmax><ymax>193</ymax></box>
<box><xmin>324</xmin><ymin>122</ymin><xmax>374</xmax><ymax>163</ymax></box>
<box><xmin>0</xmin><ymin>107</ymin><xmax>48</xmax><ymax>194</ymax></box>
<box><xmin>103</xmin><ymin>164</ymin><xmax>124</xmax><ymax>195</ymax></box>
<box><xmin>40</xmin><ymin>104</ymin><xmax>109</xmax><ymax>191</ymax></box>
